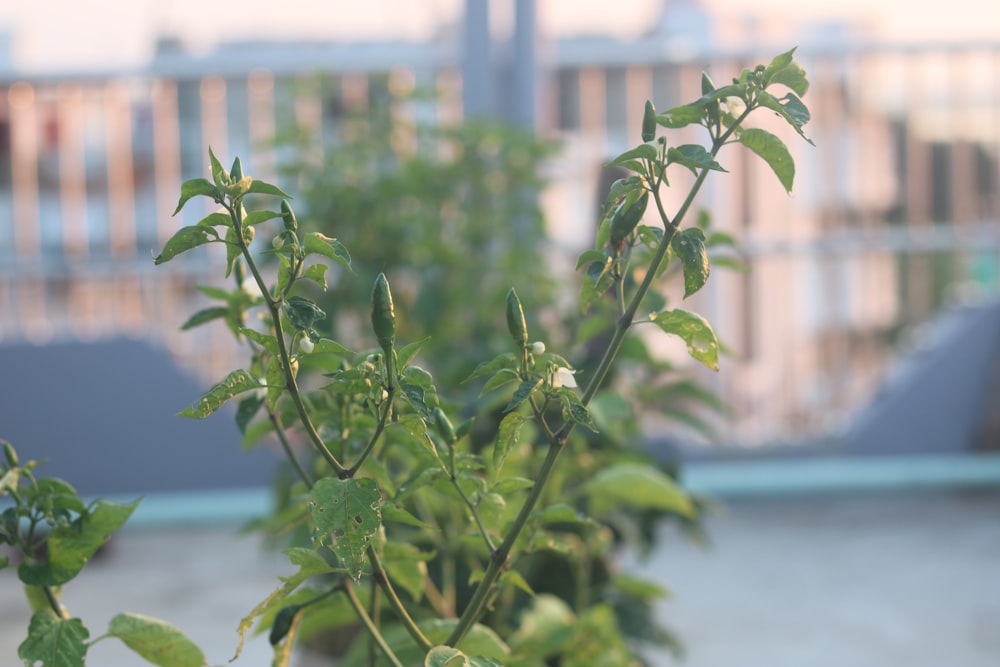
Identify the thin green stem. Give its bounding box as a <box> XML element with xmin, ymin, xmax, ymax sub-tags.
<box><xmin>367</xmin><ymin>546</ymin><xmax>433</xmax><ymax>652</ymax></box>
<box><xmin>341</xmin><ymin>581</ymin><xmax>405</xmax><ymax>667</ymax></box>
<box><xmin>43</xmin><ymin>586</ymin><xmax>65</xmax><ymax>619</ymax></box>
<box><xmin>449</xmin><ymin>108</ymin><xmax>758</xmax><ymax>647</ymax></box>
<box><xmin>368</xmin><ymin>576</ymin><xmax>380</xmax><ymax>667</ymax></box>
<box><xmin>229</xmin><ymin>203</ymin><xmax>345</xmax><ymax>476</ymax></box>
<box><xmin>452</xmin><ymin>478</ymin><xmax>496</xmax><ymax>553</ymax></box>
<box><xmin>266</xmin><ymin>406</ymin><xmax>314</xmax><ymax>488</ymax></box>
<box><xmin>346</xmin><ymin>388</ymin><xmax>394</xmax><ymax>477</ymax></box>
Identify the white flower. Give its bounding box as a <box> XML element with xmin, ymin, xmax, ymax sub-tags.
<box><xmin>531</xmin><ymin>341</ymin><xmax>546</xmax><ymax>355</ymax></box>
<box><xmin>254</xmin><ymin>377</ymin><xmax>268</xmax><ymax>400</ymax></box>
<box><xmin>552</xmin><ymin>367</ymin><xmax>577</xmax><ymax>388</ymax></box>
<box><xmin>299</xmin><ymin>337</ymin><xmax>315</xmax><ymax>354</ymax></box>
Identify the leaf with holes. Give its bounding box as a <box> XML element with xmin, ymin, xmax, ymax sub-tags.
<box><xmin>177</xmin><ymin>369</ymin><xmax>262</xmax><ymax>419</ymax></box>
<box><xmin>649</xmin><ymin>309</ymin><xmax>720</xmax><ymax>370</ymax></box>
<box><xmin>18</xmin><ymin>611</ymin><xmax>89</xmax><ymax>667</ymax></box>
<box><xmin>153</xmin><ymin>226</ymin><xmax>221</xmax><ymax>265</ymax></box>
<box><xmin>304</xmin><ymin>232</ymin><xmax>353</xmax><ymax>273</ymax></box>
<box><xmin>670</xmin><ymin>228</ymin><xmax>710</xmax><ymax>298</ymax></box>
<box><xmin>309</xmin><ymin>478</ymin><xmax>382</xmax><ymax>582</ymax></box>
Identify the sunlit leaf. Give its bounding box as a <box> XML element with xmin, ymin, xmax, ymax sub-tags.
<box><xmin>107</xmin><ymin>613</ymin><xmax>206</xmax><ymax>667</ymax></box>
<box><xmin>304</xmin><ymin>232</ymin><xmax>353</xmax><ymax>273</ymax></box>
<box><xmin>18</xmin><ymin>611</ymin><xmax>89</xmax><ymax>667</ymax></box>
<box><xmin>738</xmin><ymin>127</ymin><xmax>795</xmax><ymax>193</ymax></box>
<box><xmin>309</xmin><ymin>477</ymin><xmax>382</xmax><ymax>582</ymax></box>
<box><xmin>649</xmin><ymin>309</ymin><xmax>720</xmax><ymax>370</ymax></box>
<box><xmin>153</xmin><ymin>226</ymin><xmax>220</xmax><ymax>265</ymax></box>
<box><xmin>584</xmin><ymin>462</ymin><xmax>694</xmax><ymax>517</ymax></box>
<box><xmin>177</xmin><ymin>369</ymin><xmax>262</xmax><ymax>419</ymax></box>
<box><xmin>670</xmin><ymin>228</ymin><xmax>710</xmax><ymax>298</ymax></box>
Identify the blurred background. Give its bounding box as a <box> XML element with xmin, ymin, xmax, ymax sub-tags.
<box><xmin>1</xmin><ymin>1</ymin><xmax>999</xmax><ymax>666</ymax></box>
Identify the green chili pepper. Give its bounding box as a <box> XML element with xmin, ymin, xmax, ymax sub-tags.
<box><xmin>432</xmin><ymin>407</ymin><xmax>457</xmax><ymax>444</ymax></box>
<box><xmin>609</xmin><ymin>192</ymin><xmax>649</xmax><ymax>247</ymax></box>
<box><xmin>505</xmin><ymin>288</ymin><xmax>528</xmax><ymax>348</ymax></box>
<box><xmin>2</xmin><ymin>441</ymin><xmax>17</xmax><ymax>467</ymax></box>
<box><xmin>280</xmin><ymin>200</ymin><xmax>298</xmax><ymax>233</ymax></box>
<box><xmin>371</xmin><ymin>273</ymin><xmax>396</xmax><ymax>351</ymax></box>
<box><xmin>269</xmin><ymin>604</ymin><xmax>302</xmax><ymax>645</ymax></box>
<box><xmin>641</xmin><ymin>100</ymin><xmax>656</xmax><ymax>142</ymax></box>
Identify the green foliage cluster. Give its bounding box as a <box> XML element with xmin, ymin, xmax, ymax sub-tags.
<box><xmin>3</xmin><ymin>49</ymin><xmax>812</xmax><ymax>666</ymax></box>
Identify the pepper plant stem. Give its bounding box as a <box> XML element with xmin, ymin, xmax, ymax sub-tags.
<box><xmin>341</xmin><ymin>581</ymin><xmax>406</xmax><ymax>667</ymax></box>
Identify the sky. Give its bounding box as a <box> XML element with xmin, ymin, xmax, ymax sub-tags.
<box><xmin>0</xmin><ymin>0</ymin><xmax>998</xmax><ymax>72</ymax></box>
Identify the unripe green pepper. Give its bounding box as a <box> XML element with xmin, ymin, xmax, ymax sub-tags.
<box><xmin>2</xmin><ymin>441</ymin><xmax>17</xmax><ymax>467</ymax></box>
<box><xmin>230</xmin><ymin>156</ymin><xmax>244</xmax><ymax>182</ymax></box>
<box><xmin>280</xmin><ymin>200</ymin><xmax>298</xmax><ymax>233</ymax></box>
<box><xmin>371</xmin><ymin>273</ymin><xmax>398</xmax><ymax>385</ymax></box>
<box><xmin>269</xmin><ymin>604</ymin><xmax>302</xmax><ymax>645</ymax></box>
<box><xmin>505</xmin><ymin>288</ymin><xmax>528</xmax><ymax>348</ymax></box>
<box><xmin>641</xmin><ymin>100</ymin><xmax>656</xmax><ymax>142</ymax></box>
<box><xmin>609</xmin><ymin>192</ymin><xmax>649</xmax><ymax>247</ymax></box>
<box><xmin>432</xmin><ymin>407</ymin><xmax>457</xmax><ymax>445</ymax></box>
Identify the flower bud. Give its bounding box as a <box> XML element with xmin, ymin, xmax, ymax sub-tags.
<box><xmin>531</xmin><ymin>341</ymin><xmax>546</xmax><ymax>355</ymax></box>
<box><xmin>299</xmin><ymin>337</ymin><xmax>314</xmax><ymax>354</ymax></box>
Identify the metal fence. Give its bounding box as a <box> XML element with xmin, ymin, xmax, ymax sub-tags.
<box><xmin>2</xmin><ymin>40</ymin><xmax>999</xmax><ymax>445</ymax></box>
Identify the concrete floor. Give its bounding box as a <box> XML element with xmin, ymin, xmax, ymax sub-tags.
<box><xmin>2</xmin><ymin>489</ymin><xmax>999</xmax><ymax>667</ymax></box>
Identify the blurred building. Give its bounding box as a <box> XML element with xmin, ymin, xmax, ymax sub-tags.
<box><xmin>1</xmin><ymin>0</ymin><xmax>999</xmax><ymax>450</ymax></box>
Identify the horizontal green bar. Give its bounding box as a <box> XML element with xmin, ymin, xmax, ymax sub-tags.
<box><xmin>98</xmin><ymin>454</ymin><xmax>1000</xmax><ymax>527</ymax></box>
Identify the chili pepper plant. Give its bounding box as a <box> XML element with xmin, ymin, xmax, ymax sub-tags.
<box><xmin>2</xmin><ymin>49</ymin><xmax>812</xmax><ymax>667</ymax></box>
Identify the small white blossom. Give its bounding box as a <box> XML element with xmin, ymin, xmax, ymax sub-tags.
<box><xmin>271</xmin><ymin>235</ymin><xmax>285</xmax><ymax>250</ymax></box>
<box><xmin>254</xmin><ymin>377</ymin><xmax>268</xmax><ymax>400</ymax></box>
<box><xmin>299</xmin><ymin>337</ymin><xmax>315</xmax><ymax>354</ymax></box>
<box><xmin>531</xmin><ymin>341</ymin><xmax>546</xmax><ymax>355</ymax></box>
<box><xmin>552</xmin><ymin>367</ymin><xmax>577</xmax><ymax>388</ymax></box>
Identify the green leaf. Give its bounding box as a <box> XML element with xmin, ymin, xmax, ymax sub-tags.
<box><xmin>755</xmin><ymin>91</ymin><xmax>813</xmax><ymax>145</ymax></box>
<box><xmin>247</xmin><ymin>179</ymin><xmax>293</xmax><ymax>198</ymax></box>
<box><xmin>173</xmin><ymin>178</ymin><xmax>219</xmax><ymax>215</ymax></box>
<box><xmin>18</xmin><ymin>611</ymin><xmax>89</xmax><ymax>667</ymax></box>
<box><xmin>243</xmin><ymin>209</ymin><xmax>283</xmax><ymax>226</ymax></box>
<box><xmin>312</xmin><ymin>338</ymin><xmax>355</xmax><ymax>356</ymax></box>
<box><xmin>609</xmin><ymin>573</ymin><xmax>670</xmax><ymax>600</ymax></box>
<box><xmin>195</xmin><ymin>211</ymin><xmax>231</xmax><ymax>228</ymax></box>
<box><xmin>341</xmin><ymin>620</ymin><xmax>509</xmax><ymax>667</ymax></box>
<box><xmin>584</xmin><ymin>462</ymin><xmax>694</xmax><ymax>517</ymax></box>
<box><xmin>309</xmin><ymin>477</ymin><xmax>382</xmax><ymax>582</ymax></box>
<box><xmin>152</xmin><ymin>226</ymin><xmax>220</xmax><ymax>265</ymax></box>
<box><xmin>383</xmin><ymin>541</ymin><xmax>434</xmax><ymax>602</ymax></box>
<box><xmin>397</xmin><ymin>336</ymin><xmax>432</xmax><ymax>369</ymax></box>
<box><xmin>426</xmin><ymin>645</ymin><xmax>468</xmax><ymax>667</ymax></box>
<box><xmin>238</xmin><ymin>327</ymin><xmax>280</xmax><ymax>356</ymax></box>
<box><xmin>503</xmin><ymin>377</ymin><xmax>541</xmax><ymax>413</ymax></box>
<box><xmin>463</xmin><ymin>353</ymin><xmax>517</xmax><ymax>384</ymax></box>
<box><xmin>177</xmin><ymin>369</ymin><xmax>263</xmax><ymax>419</ymax></box>
<box><xmin>304</xmin><ymin>232</ymin><xmax>353</xmax><ymax>273</ymax></box>
<box><xmin>208</xmin><ymin>146</ymin><xmax>228</xmax><ymax>187</ymax></box>
<box><xmin>235</xmin><ymin>393</ymin><xmax>264</xmax><ymax>435</ymax></box>
<box><xmin>493</xmin><ymin>412</ymin><xmax>529</xmax><ymax>476</ymax></box>
<box><xmin>666</xmin><ymin>144</ymin><xmax>726</xmax><ymax>175</ymax></box>
<box><xmin>737</xmin><ymin>127</ymin><xmax>795</xmax><ymax>194</ymax></box>
<box><xmin>649</xmin><ymin>309</ymin><xmax>720</xmax><ymax>370</ymax></box>
<box><xmin>401</xmin><ymin>365</ymin><xmax>440</xmax><ymax>413</ymax></box>
<box><xmin>107</xmin><ymin>613</ymin><xmax>206</xmax><ymax>667</ymax></box>
<box><xmin>500</xmin><ymin>569</ymin><xmax>535</xmax><ymax>596</ymax></box>
<box><xmin>605</xmin><ymin>142</ymin><xmax>658</xmax><ymax>168</ymax></box>
<box><xmin>670</xmin><ymin>228</ymin><xmax>710</xmax><ymax>298</ymax></box>
<box><xmin>18</xmin><ymin>499</ymin><xmax>139</xmax><ymax>586</ymax></box>
<box><xmin>480</xmin><ymin>368</ymin><xmax>520</xmax><ymax>397</ymax></box>
<box><xmin>555</xmin><ymin>389</ymin><xmax>598</xmax><ymax>433</ymax></box>
<box><xmin>179</xmin><ymin>306</ymin><xmax>229</xmax><ymax>331</ymax></box>
<box><xmin>763</xmin><ymin>48</ymin><xmax>809</xmax><ymax>96</ymax></box>
<box><xmin>382</xmin><ymin>502</ymin><xmax>432</xmax><ymax>529</ymax></box>
<box><xmin>284</xmin><ymin>296</ymin><xmax>327</xmax><ymax>333</ymax></box>
<box><xmin>656</xmin><ymin>102</ymin><xmax>704</xmax><ymax>129</ymax></box>
<box><xmin>302</xmin><ymin>263</ymin><xmax>328</xmax><ymax>290</ymax></box>
<box><xmin>223</xmin><ymin>225</ymin><xmax>241</xmax><ymax>279</ymax></box>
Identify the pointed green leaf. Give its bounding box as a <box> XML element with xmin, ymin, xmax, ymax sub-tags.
<box><xmin>670</xmin><ymin>228</ymin><xmax>710</xmax><ymax>298</ymax></box>
<box><xmin>18</xmin><ymin>611</ymin><xmax>89</xmax><ymax>667</ymax></box>
<box><xmin>763</xmin><ymin>48</ymin><xmax>809</xmax><ymax>96</ymax></box>
<box><xmin>382</xmin><ymin>502</ymin><xmax>433</xmax><ymax>530</ymax></box>
<box><xmin>107</xmin><ymin>613</ymin><xmax>206</xmax><ymax>667</ymax></box>
<box><xmin>755</xmin><ymin>91</ymin><xmax>813</xmax><ymax>145</ymax></box>
<box><xmin>493</xmin><ymin>412</ymin><xmax>529</xmax><ymax>476</ymax></box>
<box><xmin>153</xmin><ymin>225</ymin><xmax>220</xmax><ymax>265</ymax></box>
<box><xmin>177</xmin><ymin>369</ymin><xmax>262</xmax><ymax>418</ymax></box>
<box><xmin>666</xmin><ymin>144</ymin><xmax>727</xmax><ymax>175</ymax></box>
<box><xmin>303</xmin><ymin>233</ymin><xmax>353</xmax><ymax>272</ymax></box>
<box><xmin>479</xmin><ymin>368</ymin><xmax>519</xmax><ymax>397</ymax></box>
<box><xmin>656</xmin><ymin>102</ymin><xmax>704</xmax><ymax>129</ymax></box>
<box><xmin>238</xmin><ymin>327</ymin><xmax>280</xmax><ymax>356</ymax></box>
<box><xmin>173</xmin><ymin>178</ymin><xmax>219</xmax><ymax>215</ymax></box>
<box><xmin>584</xmin><ymin>462</ymin><xmax>694</xmax><ymax>517</ymax></box>
<box><xmin>208</xmin><ymin>147</ymin><xmax>228</xmax><ymax>187</ymax></box>
<box><xmin>649</xmin><ymin>309</ymin><xmax>720</xmax><ymax>370</ymax></box>
<box><xmin>503</xmin><ymin>377</ymin><xmax>541</xmax><ymax>413</ymax></box>
<box><xmin>605</xmin><ymin>142</ymin><xmax>658</xmax><ymax>168</ymax></box>
<box><xmin>243</xmin><ymin>209</ymin><xmax>283</xmax><ymax>226</ymax></box>
<box><xmin>312</xmin><ymin>338</ymin><xmax>355</xmax><ymax>356</ymax></box>
<box><xmin>309</xmin><ymin>477</ymin><xmax>382</xmax><ymax>582</ymax></box>
<box><xmin>234</xmin><ymin>393</ymin><xmax>264</xmax><ymax>435</ymax></box>
<box><xmin>284</xmin><ymin>296</ymin><xmax>326</xmax><ymax>332</ymax></box>
<box><xmin>195</xmin><ymin>211</ymin><xmax>231</xmax><ymax>228</ymax></box>
<box><xmin>738</xmin><ymin>127</ymin><xmax>795</xmax><ymax>193</ymax></box>
<box><xmin>555</xmin><ymin>388</ymin><xmax>598</xmax><ymax>433</ymax></box>
<box><xmin>223</xmin><ymin>225</ymin><xmax>241</xmax><ymax>278</ymax></box>
<box><xmin>179</xmin><ymin>306</ymin><xmax>229</xmax><ymax>331</ymax></box>
<box><xmin>426</xmin><ymin>646</ymin><xmax>467</xmax><ymax>667</ymax></box>
<box><xmin>500</xmin><ymin>569</ymin><xmax>535</xmax><ymax>596</ymax></box>
<box><xmin>18</xmin><ymin>499</ymin><xmax>139</xmax><ymax>587</ymax></box>
<box><xmin>246</xmin><ymin>179</ymin><xmax>293</xmax><ymax>198</ymax></box>
<box><xmin>303</xmin><ymin>263</ymin><xmax>329</xmax><ymax>290</ymax></box>
<box><xmin>398</xmin><ymin>336</ymin><xmax>432</xmax><ymax>369</ymax></box>
<box><xmin>464</xmin><ymin>353</ymin><xmax>517</xmax><ymax>384</ymax></box>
